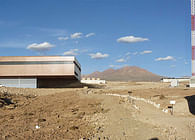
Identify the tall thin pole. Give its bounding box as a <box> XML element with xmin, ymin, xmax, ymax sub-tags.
<box><xmin>192</xmin><ymin>0</ymin><xmax>195</xmax><ymax>76</ymax></box>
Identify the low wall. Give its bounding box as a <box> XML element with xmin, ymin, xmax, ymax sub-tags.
<box><xmin>81</xmin><ymin>79</ymin><xmax>106</xmax><ymax>84</ymax></box>
<box><xmin>162</xmin><ymin>78</ymin><xmax>189</xmax><ymax>83</ymax></box>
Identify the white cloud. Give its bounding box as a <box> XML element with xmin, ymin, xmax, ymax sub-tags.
<box><xmin>85</xmin><ymin>33</ymin><xmax>95</xmax><ymax>38</ymax></box>
<box><xmin>117</xmin><ymin>35</ymin><xmax>149</xmax><ymax>43</ymax></box>
<box><xmin>133</xmin><ymin>52</ymin><xmax>138</xmax><ymax>55</ymax></box>
<box><xmin>140</xmin><ymin>50</ymin><xmax>152</xmax><ymax>55</ymax></box>
<box><xmin>109</xmin><ymin>65</ymin><xmax>121</xmax><ymax>68</ymax></box>
<box><xmin>116</xmin><ymin>58</ymin><xmax>125</xmax><ymax>63</ymax></box>
<box><xmin>71</xmin><ymin>32</ymin><xmax>82</xmax><ymax>39</ymax></box>
<box><xmin>116</xmin><ymin>54</ymin><xmax>130</xmax><ymax>63</ymax></box>
<box><xmin>155</xmin><ymin>56</ymin><xmax>175</xmax><ymax>61</ymax></box>
<box><xmin>58</xmin><ymin>36</ymin><xmax>69</xmax><ymax>40</ymax></box>
<box><xmin>64</xmin><ymin>49</ymin><xmax>79</xmax><ymax>56</ymax></box>
<box><xmin>125</xmin><ymin>52</ymin><xmax>138</xmax><ymax>56</ymax></box>
<box><xmin>27</xmin><ymin>42</ymin><xmax>54</xmax><ymax>51</ymax></box>
<box><xmin>89</xmin><ymin>52</ymin><xmax>109</xmax><ymax>59</ymax></box>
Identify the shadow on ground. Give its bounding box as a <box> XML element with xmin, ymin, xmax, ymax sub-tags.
<box><xmin>38</xmin><ymin>80</ymin><xmax>106</xmax><ymax>89</ymax></box>
<box><xmin>67</xmin><ymin>82</ymin><xmax>105</xmax><ymax>89</ymax></box>
<box><xmin>149</xmin><ymin>138</ymin><xmax>159</xmax><ymax>140</ymax></box>
<box><xmin>185</xmin><ymin>95</ymin><xmax>195</xmax><ymax>115</ymax></box>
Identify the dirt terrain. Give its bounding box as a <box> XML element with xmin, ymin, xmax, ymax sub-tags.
<box><xmin>0</xmin><ymin>82</ymin><xmax>195</xmax><ymax>140</ymax></box>
<box><xmin>0</xmin><ymin>88</ymin><xmax>105</xmax><ymax>139</ymax></box>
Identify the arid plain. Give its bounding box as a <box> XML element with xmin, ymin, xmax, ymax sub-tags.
<box><xmin>0</xmin><ymin>82</ymin><xmax>195</xmax><ymax>140</ymax></box>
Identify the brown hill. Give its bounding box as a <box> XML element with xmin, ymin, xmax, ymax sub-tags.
<box><xmin>83</xmin><ymin>66</ymin><xmax>161</xmax><ymax>82</ymax></box>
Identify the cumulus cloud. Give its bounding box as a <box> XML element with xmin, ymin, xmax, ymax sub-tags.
<box><xmin>64</xmin><ymin>49</ymin><xmax>79</xmax><ymax>56</ymax></box>
<box><xmin>89</xmin><ymin>52</ymin><xmax>109</xmax><ymax>59</ymax></box>
<box><xmin>155</xmin><ymin>56</ymin><xmax>175</xmax><ymax>61</ymax></box>
<box><xmin>117</xmin><ymin>35</ymin><xmax>149</xmax><ymax>43</ymax></box>
<box><xmin>85</xmin><ymin>33</ymin><xmax>95</xmax><ymax>38</ymax></box>
<box><xmin>116</xmin><ymin>58</ymin><xmax>126</xmax><ymax>63</ymax></box>
<box><xmin>140</xmin><ymin>50</ymin><xmax>152</xmax><ymax>55</ymax></box>
<box><xmin>58</xmin><ymin>32</ymin><xmax>94</xmax><ymax>40</ymax></box>
<box><xmin>27</xmin><ymin>42</ymin><xmax>54</xmax><ymax>51</ymax></box>
<box><xmin>71</xmin><ymin>32</ymin><xmax>82</xmax><ymax>39</ymax></box>
<box><xmin>58</xmin><ymin>36</ymin><xmax>69</xmax><ymax>40</ymax></box>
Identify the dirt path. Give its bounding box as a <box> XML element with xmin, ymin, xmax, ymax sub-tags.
<box><xmin>88</xmin><ymin>92</ymin><xmax>195</xmax><ymax>140</ymax></box>
<box><xmin>89</xmin><ymin>94</ymin><xmax>168</xmax><ymax>140</ymax></box>
<box><xmin>134</xmin><ymin>99</ymin><xmax>195</xmax><ymax>140</ymax></box>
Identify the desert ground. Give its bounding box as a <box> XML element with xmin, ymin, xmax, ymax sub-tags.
<box><xmin>0</xmin><ymin>81</ymin><xmax>195</xmax><ymax>140</ymax></box>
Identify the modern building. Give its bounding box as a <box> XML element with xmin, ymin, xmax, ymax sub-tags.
<box><xmin>0</xmin><ymin>56</ymin><xmax>81</xmax><ymax>88</ymax></box>
<box><xmin>161</xmin><ymin>77</ymin><xmax>190</xmax><ymax>83</ymax></box>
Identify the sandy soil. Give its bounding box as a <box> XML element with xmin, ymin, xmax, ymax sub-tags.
<box><xmin>0</xmin><ymin>82</ymin><xmax>195</xmax><ymax>140</ymax></box>
<box><xmin>0</xmin><ymin>89</ymin><xmax>105</xmax><ymax>140</ymax></box>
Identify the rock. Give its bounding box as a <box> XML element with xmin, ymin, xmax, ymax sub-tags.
<box><xmin>87</xmin><ymin>90</ymin><xmax>93</xmax><ymax>94</ymax></box>
<box><xmin>38</xmin><ymin>118</ymin><xmax>46</xmax><ymax>122</ymax></box>
<box><xmin>0</xmin><ymin>102</ymin><xmax>3</xmax><ymax>107</ymax></box>
<box><xmin>28</xmin><ymin>112</ymin><xmax>34</xmax><ymax>116</ymax></box>
<box><xmin>70</xmin><ymin>126</ymin><xmax>79</xmax><ymax>130</ymax></box>
<box><xmin>35</xmin><ymin>125</ymin><xmax>40</xmax><ymax>129</ymax></box>
<box><xmin>83</xmin><ymin>86</ymin><xmax>88</xmax><ymax>89</ymax></box>
<box><xmin>9</xmin><ymin>115</ymin><xmax>14</xmax><ymax>119</ymax></box>
<box><xmin>5</xmin><ymin>104</ymin><xmax>15</xmax><ymax>109</ymax></box>
<box><xmin>76</xmin><ymin>112</ymin><xmax>85</xmax><ymax>119</ymax></box>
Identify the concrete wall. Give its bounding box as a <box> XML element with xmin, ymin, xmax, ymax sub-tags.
<box><xmin>162</xmin><ymin>78</ymin><xmax>190</xmax><ymax>83</ymax></box>
<box><xmin>81</xmin><ymin>77</ymin><xmax>106</xmax><ymax>84</ymax></box>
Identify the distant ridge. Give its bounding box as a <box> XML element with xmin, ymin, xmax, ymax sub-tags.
<box><xmin>83</xmin><ymin>66</ymin><xmax>162</xmax><ymax>82</ymax></box>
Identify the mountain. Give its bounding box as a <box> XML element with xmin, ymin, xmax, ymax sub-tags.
<box><xmin>83</xmin><ymin>66</ymin><xmax>162</xmax><ymax>82</ymax></box>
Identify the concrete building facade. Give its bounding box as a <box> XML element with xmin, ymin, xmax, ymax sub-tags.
<box><xmin>161</xmin><ymin>78</ymin><xmax>190</xmax><ymax>83</ymax></box>
<box><xmin>0</xmin><ymin>56</ymin><xmax>81</xmax><ymax>88</ymax></box>
<box><xmin>81</xmin><ymin>77</ymin><xmax>106</xmax><ymax>84</ymax></box>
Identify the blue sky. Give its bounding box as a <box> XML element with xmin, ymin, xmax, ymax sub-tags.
<box><xmin>0</xmin><ymin>0</ymin><xmax>192</xmax><ymax>77</ymax></box>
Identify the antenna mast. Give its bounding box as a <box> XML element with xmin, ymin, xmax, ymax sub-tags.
<box><xmin>190</xmin><ymin>0</ymin><xmax>195</xmax><ymax>87</ymax></box>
